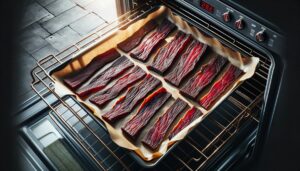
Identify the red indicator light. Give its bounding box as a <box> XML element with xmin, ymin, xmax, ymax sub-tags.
<box><xmin>200</xmin><ymin>1</ymin><xmax>214</xmax><ymax>13</ymax></box>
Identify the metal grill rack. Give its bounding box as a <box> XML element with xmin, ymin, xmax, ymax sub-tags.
<box><xmin>50</xmin><ymin>97</ymin><xmax>139</xmax><ymax>171</ymax></box>
<box><xmin>30</xmin><ymin>1</ymin><xmax>271</xmax><ymax>170</ymax></box>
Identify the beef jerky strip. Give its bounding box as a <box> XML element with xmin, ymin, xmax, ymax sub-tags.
<box><xmin>64</xmin><ymin>48</ymin><xmax>120</xmax><ymax>90</ymax></box>
<box><xmin>165</xmin><ymin>40</ymin><xmax>207</xmax><ymax>87</ymax></box>
<box><xmin>180</xmin><ymin>56</ymin><xmax>228</xmax><ymax>99</ymax></box>
<box><xmin>89</xmin><ymin>67</ymin><xmax>146</xmax><ymax>107</ymax></box>
<box><xmin>122</xmin><ymin>88</ymin><xmax>171</xmax><ymax>140</ymax></box>
<box><xmin>76</xmin><ymin>56</ymin><xmax>134</xmax><ymax>97</ymax></box>
<box><xmin>147</xmin><ymin>31</ymin><xmax>192</xmax><ymax>75</ymax></box>
<box><xmin>199</xmin><ymin>64</ymin><xmax>244</xmax><ymax>110</ymax></box>
<box><xmin>102</xmin><ymin>75</ymin><xmax>161</xmax><ymax>123</ymax></box>
<box><xmin>130</xmin><ymin>19</ymin><xmax>176</xmax><ymax>62</ymax></box>
<box><xmin>117</xmin><ymin>20</ymin><xmax>158</xmax><ymax>53</ymax></box>
<box><xmin>169</xmin><ymin>107</ymin><xmax>203</xmax><ymax>139</ymax></box>
<box><xmin>88</xmin><ymin>56</ymin><xmax>133</xmax><ymax>84</ymax></box>
<box><xmin>142</xmin><ymin>99</ymin><xmax>187</xmax><ymax>150</ymax></box>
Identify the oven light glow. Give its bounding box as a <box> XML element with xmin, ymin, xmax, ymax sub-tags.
<box><xmin>200</xmin><ymin>1</ymin><xmax>215</xmax><ymax>13</ymax></box>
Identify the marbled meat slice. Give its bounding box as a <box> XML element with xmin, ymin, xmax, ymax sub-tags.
<box><xmin>89</xmin><ymin>66</ymin><xmax>146</xmax><ymax>107</ymax></box>
<box><xmin>76</xmin><ymin>56</ymin><xmax>134</xmax><ymax>97</ymax></box>
<box><xmin>130</xmin><ymin>19</ymin><xmax>176</xmax><ymax>62</ymax></box>
<box><xmin>64</xmin><ymin>48</ymin><xmax>120</xmax><ymax>90</ymax></box>
<box><xmin>122</xmin><ymin>88</ymin><xmax>171</xmax><ymax>140</ymax></box>
<box><xmin>169</xmin><ymin>107</ymin><xmax>202</xmax><ymax>139</ymax></box>
<box><xmin>142</xmin><ymin>99</ymin><xmax>187</xmax><ymax>150</ymax></box>
<box><xmin>102</xmin><ymin>75</ymin><xmax>161</xmax><ymax>123</ymax></box>
<box><xmin>117</xmin><ymin>20</ymin><xmax>158</xmax><ymax>52</ymax></box>
<box><xmin>180</xmin><ymin>56</ymin><xmax>227</xmax><ymax>99</ymax></box>
<box><xmin>199</xmin><ymin>64</ymin><xmax>244</xmax><ymax>109</ymax></box>
<box><xmin>89</xmin><ymin>56</ymin><xmax>133</xmax><ymax>83</ymax></box>
<box><xmin>165</xmin><ymin>40</ymin><xmax>207</xmax><ymax>87</ymax></box>
<box><xmin>148</xmin><ymin>31</ymin><xmax>192</xmax><ymax>75</ymax></box>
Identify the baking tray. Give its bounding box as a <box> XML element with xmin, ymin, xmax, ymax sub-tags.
<box><xmin>48</xmin><ymin>5</ymin><xmax>259</xmax><ymax>167</ymax></box>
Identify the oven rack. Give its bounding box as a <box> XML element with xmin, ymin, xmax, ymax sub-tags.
<box><xmin>30</xmin><ymin>1</ymin><xmax>270</xmax><ymax>170</ymax></box>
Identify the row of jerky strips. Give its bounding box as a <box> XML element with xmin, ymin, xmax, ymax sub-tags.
<box><xmin>112</xmin><ymin>19</ymin><xmax>244</xmax><ymax>149</ymax></box>
<box><xmin>101</xmin><ymin>73</ymin><xmax>204</xmax><ymax>151</ymax></box>
<box><xmin>64</xmin><ymin>52</ymin><xmax>143</xmax><ymax>99</ymax></box>
<box><xmin>63</xmin><ymin>18</ymin><xmax>244</xmax><ymax>151</ymax></box>
<box><xmin>117</xmin><ymin>19</ymin><xmax>209</xmax><ymax>89</ymax></box>
<box><xmin>62</xmin><ymin>48</ymin><xmax>197</xmax><ymax>150</ymax></box>
<box><xmin>113</xmin><ymin>20</ymin><xmax>205</xmax><ymax>149</ymax></box>
<box><xmin>63</xmin><ymin>19</ymin><xmax>173</xmax><ymax>98</ymax></box>
<box><xmin>117</xmin><ymin>18</ymin><xmax>244</xmax><ymax>110</ymax></box>
<box><xmin>64</xmin><ymin>50</ymin><xmax>204</xmax><ymax>151</ymax></box>
<box><xmin>116</xmin><ymin>18</ymin><xmax>208</xmax><ymax>88</ymax></box>
<box><xmin>150</xmin><ymin>63</ymin><xmax>243</xmax><ymax>147</ymax></box>
<box><xmin>60</xmin><ymin>19</ymin><xmax>192</xmax><ymax>151</ymax></box>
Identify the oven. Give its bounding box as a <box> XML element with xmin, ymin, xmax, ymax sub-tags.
<box><xmin>15</xmin><ymin>0</ymin><xmax>285</xmax><ymax>170</ymax></box>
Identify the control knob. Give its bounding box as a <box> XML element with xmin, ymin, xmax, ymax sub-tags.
<box><xmin>256</xmin><ymin>30</ymin><xmax>266</xmax><ymax>42</ymax></box>
<box><xmin>235</xmin><ymin>17</ymin><xmax>244</xmax><ymax>30</ymax></box>
<box><xmin>222</xmin><ymin>11</ymin><xmax>231</xmax><ymax>22</ymax></box>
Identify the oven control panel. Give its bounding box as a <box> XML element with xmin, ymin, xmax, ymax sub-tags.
<box><xmin>176</xmin><ymin>0</ymin><xmax>285</xmax><ymax>55</ymax></box>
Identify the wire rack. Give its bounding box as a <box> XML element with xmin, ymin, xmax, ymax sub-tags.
<box><xmin>30</xmin><ymin>1</ymin><xmax>270</xmax><ymax>170</ymax></box>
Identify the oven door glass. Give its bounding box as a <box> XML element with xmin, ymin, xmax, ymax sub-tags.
<box><xmin>23</xmin><ymin>116</ymin><xmax>86</xmax><ymax>171</ymax></box>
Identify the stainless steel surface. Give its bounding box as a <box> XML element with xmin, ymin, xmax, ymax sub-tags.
<box><xmin>30</xmin><ymin>1</ymin><xmax>270</xmax><ymax>169</ymax></box>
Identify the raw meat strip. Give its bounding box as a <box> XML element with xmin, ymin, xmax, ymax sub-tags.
<box><xmin>142</xmin><ymin>99</ymin><xmax>187</xmax><ymax>150</ymax></box>
<box><xmin>165</xmin><ymin>40</ymin><xmax>207</xmax><ymax>87</ymax></box>
<box><xmin>76</xmin><ymin>56</ymin><xmax>134</xmax><ymax>97</ymax></box>
<box><xmin>169</xmin><ymin>108</ymin><xmax>202</xmax><ymax>139</ymax></box>
<box><xmin>64</xmin><ymin>48</ymin><xmax>120</xmax><ymax>90</ymax></box>
<box><xmin>148</xmin><ymin>31</ymin><xmax>192</xmax><ymax>75</ymax></box>
<box><xmin>117</xmin><ymin>21</ymin><xmax>158</xmax><ymax>52</ymax></box>
<box><xmin>180</xmin><ymin>56</ymin><xmax>227</xmax><ymax>99</ymax></box>
<box><xmin>122</xmin><ymin>88</ymin><xmax>171</xmax><ymax>140</ymax></box>
<box><xmin>102</xmin><ymin>75</ymin><xmax>161</xmax><ymax>123</ymax></box>
<box><xmin>130</xmin><ymin>19</ymin><xmax>176</xmax><ymax>62</ymax></box>
<box><xmin>199</xmin><ymin>64</ymin><xmax>243</xmax><ymax>109</ymax></box>
<box><xmin>89</xmin><ymin>67</ymin><xmax>146</xmax><ymax>107</ymax></box>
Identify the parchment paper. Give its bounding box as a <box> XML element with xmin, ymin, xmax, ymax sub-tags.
<box><xmin>51</xmin><ymin>6</ymin><xmax>259</xmax><ymax>162</ymax></box>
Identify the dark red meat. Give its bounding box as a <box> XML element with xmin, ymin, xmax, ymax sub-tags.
<box><xmin>169</xmin><ymin>107</ymin><xmax>202</xmax><ymax>139</ymax></box>
<box><xmin>130</xmin><ymin>19</ymin><xmax>176</xmax><ymax>62</ymax></box>
<box><xmin>165</xmin><ymin>40</ymin><xmax>207</xmax><ymax>87</ymax></box>
<box><xmin>64</xmin><ymin>48</ymin><xmax>120</xmax><ymax>90</ymax></box>
<box><xmin>89</xmin><ymin>56</ymin><xmax>133</xmax><ymax>83</ymax></box>
<box><xmin>117</xmin><ymin>21</ymin><xmax>158</xmax><ymax>53</ymax></box>
<box><xmin>89</xmin><ymin>67</ymin><xmax>146</xmax><ymax>107</ymax></box>
<box><xmin>76</xmin><ymin>56</ymin><xmax>134</xmax><ymax>97</ymax></box>
<box><xmin>102</xmin><ymin>75</ymin><xmax>161</xmax><ymax>123</ymax></box>
<box><xmin>199</xmin><ymin>64</ymin><xmax>243</xmax><ymax>109</ymax></box>
<box><xmin>148</xmin><ymin>31</ymin><xmax>192</xmax><ymax>75</ymax></box>
<box><xmin>142</xmin><ymin>99</ymin><xmax>187</xmax><ymax>150</ymax></box>
<box><xmin>180</xmin><ymin>56</ymin><xmax>227</xmax><ymax>99</ymax></box>
<box><xmin>122</xmin><ymin>88</ymin><xmax>171</xmax><ymax>140</ymax></box>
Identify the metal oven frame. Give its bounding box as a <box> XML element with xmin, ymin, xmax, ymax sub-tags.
<box><xmin>19</xmin><ymin>0</ymin><xmax>284</xmax><ymax>170</ymax></box>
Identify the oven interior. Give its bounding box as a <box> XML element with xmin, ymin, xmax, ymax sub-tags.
<box><xmin>18</xmin><ymin>0</ymin><xmax>284</xmax><ymax>170</ymax></box>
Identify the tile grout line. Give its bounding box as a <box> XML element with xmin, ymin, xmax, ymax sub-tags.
<box><xmin>19</xmin><ymin>1</ymin><xmax>54</xmax><ymax>55</ymax></box>
<box><xmin>20</xmin><ymin>46</ymin><xmax>39</xmax><ymax>62</ymax></box>
<box><xmin>67</xmin><ymin>11</ymin><xmax>108</xmax><ymax>36</ymax></box>
<box><xmin>18</xmin><ymin>0</ymin><xmax>112</xmax><ymax>103</ymax></box>
<box><xmin>91</xmin><ymin>11</ymin><xmax>109</xmax><ymax>24</ymax></box>
<box><xmin>42</xmin><ymin>5</ymin><xmax>91</xmax><ymax>34</ymax></box>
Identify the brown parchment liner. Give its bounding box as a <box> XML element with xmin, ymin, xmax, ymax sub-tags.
<box><xmin>51</xmin><ymin>6</ymin><xmax>259</xmax><ymax>162</ymax></box>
